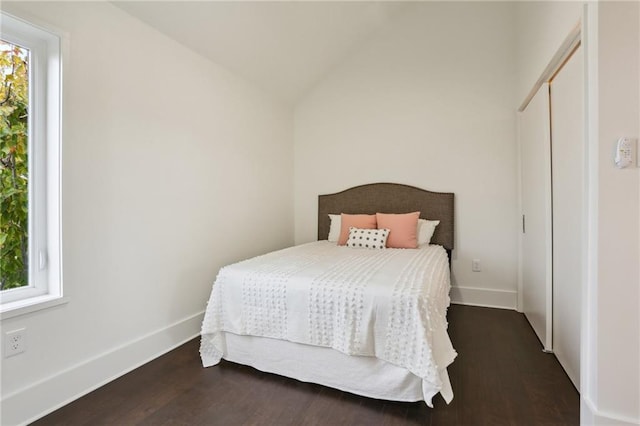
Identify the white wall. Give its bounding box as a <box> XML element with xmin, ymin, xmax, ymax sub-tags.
<box><xmin>0</xmin><ymin>2</ymin><xmax>293</xmax><ymax>425</ymax></box>
<box><xmin>294</xmin><ymin>2</ymin><xmax>518</xmax><ymax>309</ymax></box>
<box><xmin>589</xmin><ymin>2</ymin><xmax>639</xmax><ymax>423</ymax></box>
<box><xmin>515</xmin><ymin>1</ymin><xmax>640</xmax><ymax>424</ymax></box>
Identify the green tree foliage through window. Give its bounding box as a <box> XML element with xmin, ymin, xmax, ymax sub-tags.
<box><xmin>0</xmin><ymin>41</ymin><xmax>29</xmax><ymax>291</ymax></box>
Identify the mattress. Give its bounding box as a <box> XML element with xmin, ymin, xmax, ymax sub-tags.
<box><xmin>200</xmin><ymin>241</ymin><xmax>457</xmax><ymax>406</ymax></box>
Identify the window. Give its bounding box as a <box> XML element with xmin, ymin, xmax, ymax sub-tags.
<box><xmin>0</xmin><ymin>13</ymin><xmax>62</xmax><ymax>316</ymax></box>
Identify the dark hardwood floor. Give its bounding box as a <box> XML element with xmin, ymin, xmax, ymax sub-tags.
<box><xmin>33</xmin><ymin>305</ymin><xmax>579</xmax><ymax>425</ymax></box>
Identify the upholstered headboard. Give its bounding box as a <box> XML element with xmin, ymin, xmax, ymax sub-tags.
<box><xmin>318</xmin><ymin>183</ymin><xmax>454</xmax><ymax>251</ymax></box>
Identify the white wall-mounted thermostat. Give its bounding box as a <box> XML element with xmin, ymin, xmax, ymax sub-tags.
<box><xmin>614</xmin><ymin>137</ymin><xmax>637</xmax><ymax>169</ymax></box>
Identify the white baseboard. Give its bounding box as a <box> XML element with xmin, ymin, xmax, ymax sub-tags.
<box><xmin>1</xmin><ymin>311</ymin><xmax>205</xmax><ymax>426</ymax></box>
<box><xmin>581</xmin><ymin>395</ymin><xmax>640</xmax><ymax>425</ymax></box>
<box><xmin>450</xmin><ymin>285</ymin><xmax>517</xmax><ymax>310</ymax></box>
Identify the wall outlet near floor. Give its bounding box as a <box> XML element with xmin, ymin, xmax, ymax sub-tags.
<box><xmin>4</xmin><ymin>328</ymin><xmax>26</xmax><ymax>357</ymax></box>
<box><xmin>472</xmin><ymin>259</ymin><xmax>481</xmax><ymax>272</ymax></box>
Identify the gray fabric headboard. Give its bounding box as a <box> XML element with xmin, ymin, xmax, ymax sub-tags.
<box><xmin>318</xmin><ymin>183</ymin><xmax>454</xmax><ymax>251</ymax></box>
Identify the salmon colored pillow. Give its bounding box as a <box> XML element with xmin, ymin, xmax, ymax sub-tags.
<box><xmin>338</xmin><ymin>214</ymin><xmax>377</xmax><ymax>245</ymax></box>
<box><xmin>376</xmin><ymin>212</ymin><xmax>420</xmax><ymax>249</ymax></box>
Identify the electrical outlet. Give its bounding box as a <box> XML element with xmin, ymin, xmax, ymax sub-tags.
<box><xmin>4</xmin><ymin>328</ymin><xmax>26</xmax><ymax>357</ymax></box>
<box><xmin>472</xmin><ymin>259</ymin><xmax>481</xmax><ymax>272</ymax></box>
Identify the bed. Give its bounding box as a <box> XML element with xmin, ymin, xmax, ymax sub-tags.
<box><xmin>200</xmin><ymin>183</ymin><xmax>457</xmax><ymax>406</ymax></box>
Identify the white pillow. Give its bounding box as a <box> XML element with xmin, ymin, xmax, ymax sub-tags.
<box><xmin>328</xmin><ymin>214</ymin><xmax>341</xmax><ymax>242</ymax></box>
<box><xmin>346</xmin><ymin>227</ymin><xmax>389</xmax><ymax>249</ymax></box>
<box><xmin>417</xmin><ymin>219</ymin><xmax>440</xmax><ymax>246</ymax></box>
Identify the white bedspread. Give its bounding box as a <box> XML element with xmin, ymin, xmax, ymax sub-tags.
<box><xmin>200</xmin><ymin>241</ymin><xmax>457</xmax><ymax>405</ymax></box>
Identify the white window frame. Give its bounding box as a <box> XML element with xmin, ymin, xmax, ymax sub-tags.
<box><xmin>0</xmin><ymin>13</ymin><xmax>63</xmax><ymax>318</ymax></box>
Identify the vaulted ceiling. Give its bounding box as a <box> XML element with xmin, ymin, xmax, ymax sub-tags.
<box><xmin>112</xmin><ymin>1</ymin><xmax>410</xmax><ymax>105</ymax></box>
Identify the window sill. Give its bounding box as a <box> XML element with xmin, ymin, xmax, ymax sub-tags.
<box><xmin>0</xmin><ymin>295</ymin><xmax>68</xmax><ymax>320</ymax></box>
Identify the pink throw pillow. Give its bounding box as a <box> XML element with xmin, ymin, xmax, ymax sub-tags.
<box><xmin>376</xmin><ymin>212</ymin><xmax>420</xmax><ymax>249</ymax></box>
<box><xmin>338</xmin><ymin>214</ymin><xmax>377</xmax><ymax>245</ymax></box>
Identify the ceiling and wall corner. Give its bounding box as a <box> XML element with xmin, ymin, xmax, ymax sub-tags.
<box><xmin>112</xmin><ymin>1</ymin><xmax>410</xmax><ymax>105</ymax></box>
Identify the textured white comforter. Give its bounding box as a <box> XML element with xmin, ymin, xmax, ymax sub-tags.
<box><xmin>200</xmin><ymin>241</ymin><xmax>457</xmax><ymax>404</ymax></box>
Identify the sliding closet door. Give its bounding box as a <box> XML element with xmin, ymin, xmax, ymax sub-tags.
<box><xmin>550</xmin><ymin>47</ymin><xmax>583</xmax><ymax>389</ymax></box>
<box><xmin>519</xmin><ymin>83</ymin><xmax>553</xmax><ymax>351</ymax></box>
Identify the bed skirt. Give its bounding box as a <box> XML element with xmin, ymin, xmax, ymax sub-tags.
<box><xmin>202</xmin><ymin>331</ymin><xmax>453</xmax><ymax>406</ymax></box>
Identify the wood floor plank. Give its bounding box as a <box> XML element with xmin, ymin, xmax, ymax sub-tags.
<box><xmin>32</xmin><ymin>305</ymin><xmax>579</xmax><ymax>426</ymax></box>
<box><xmin>333</xmin><ymin>393</ymin><xmax>386</xmax><ymax>425</ymax></box>
<box><xmin>301</xmin><ymin>386</ymin><xmax>346</xmax><ymax>425</ymax></box>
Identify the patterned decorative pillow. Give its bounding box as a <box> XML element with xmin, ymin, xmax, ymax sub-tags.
<box><xmin>346</xmin><ymin>227</ymin><xmax>390</xmax><ymax>249</ymax></box>
<box><xmin>338</xmin><ymin>213</ymin><xmax>377</xmax><ymax>245</ymax></box>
